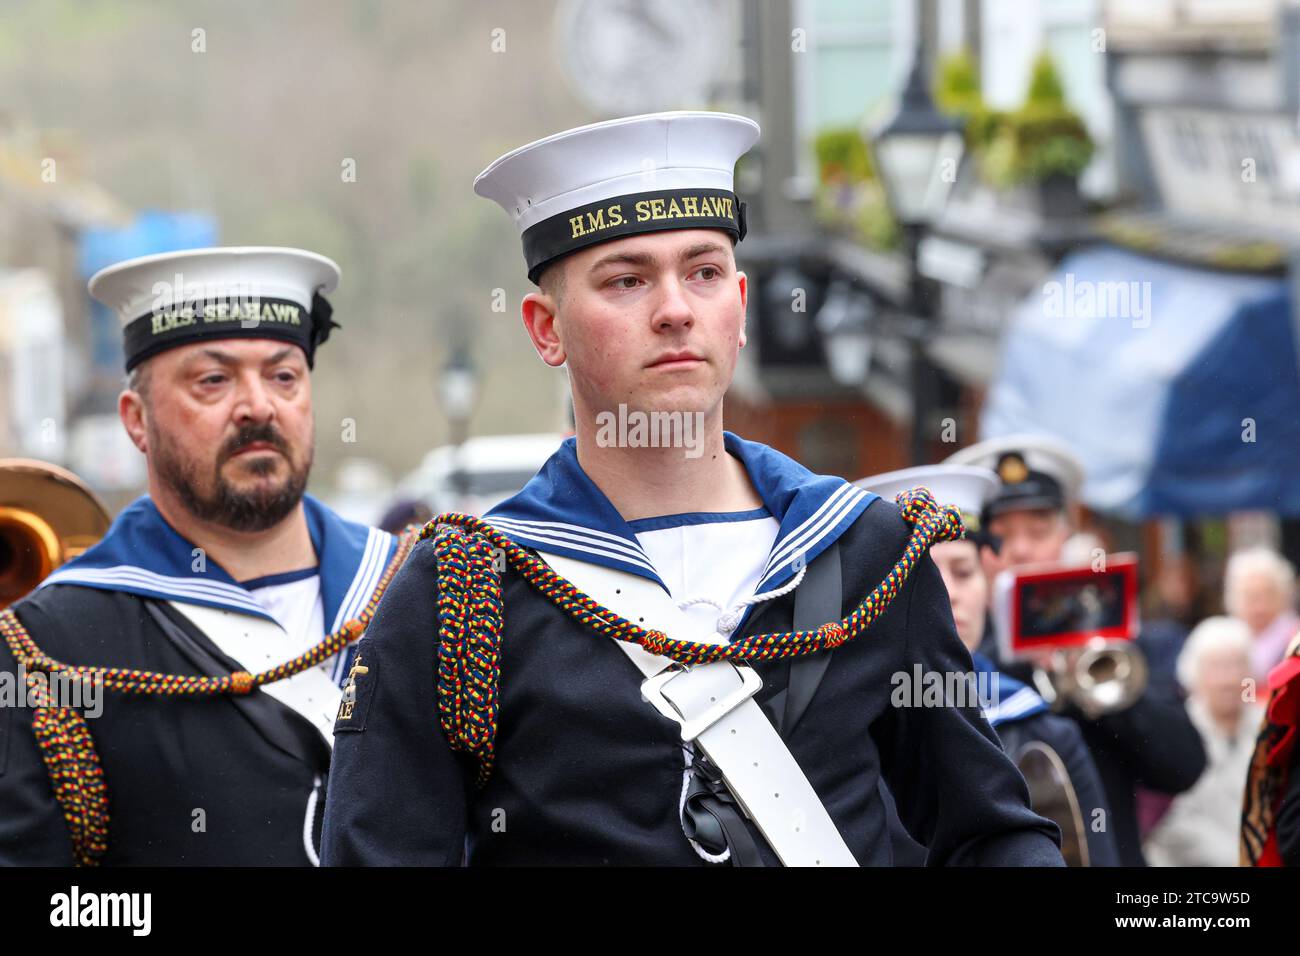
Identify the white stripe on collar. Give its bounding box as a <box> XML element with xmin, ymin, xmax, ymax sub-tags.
<box><xmin>39</xmin><ymin>494</ymin><xmax>397</xmax><ymax>628</ymax></box>
<box><xmin>487</xmin><ymin>432</ymin><xmax>877</xmax><ymax>601</ymax></box>
<box><xmin>330</xmin><ymin>527</ymin><xmax>392</xmax><ymax>632</ymax></box>
<box><xmin>41</xmin><ymin>565</ymin><xmax>269</xmax><ymax>616</ymax></box>
<box><xmin>983</xmin><ymin>686</ymin><xmax>1045</xmax><ymax>726</ymax></box>
<box><xmin>760</xmin><ymin>483</ymin><xmax>861</xmax><ymax>578</ymax></box>
<box><xmin>45</xmin><ymin>532</ymin><xmax>397</xmax><ymax>630</ymax></box>
<box><xmin>757</xmin><ymin>483</ymin><xmax>867</xmax><ymax>591</ymax></box>
<box><xmin>489</xmin><ymin>515</ymin><xmax>652</xmax><ymax>561</ymax></box>
<box><xmin>489</xmin><ymin>516</ymin><xmax>658</xmax><ymax>573</ymax></box>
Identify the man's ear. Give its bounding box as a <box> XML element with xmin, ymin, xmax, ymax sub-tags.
<box><xmin>118</xmin><ymin>389</ymin><xmax>148</xmax><ymax>454</ymax></box>
<box><xmin>521</xmin><ymin>291</ymin><xmax>566</xmax><ymax>368</ymax></box>
<box><xmin>737</xmin><ymin>270</ymin><xmax>748</xmax><ymax>349</ymax></box>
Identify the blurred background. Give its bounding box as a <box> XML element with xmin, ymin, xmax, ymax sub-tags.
<box><xmin>6</xmin><ymin>0</ymin><xmax>1300</xmax><ymax>869</ymax></box>
<box><xmin>3</xmin><ymin>0</ymin><xmax>1300</xmax><ymax>636</ymax></box>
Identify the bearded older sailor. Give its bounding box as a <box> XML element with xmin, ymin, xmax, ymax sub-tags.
<box><xmin>321</xmin><ymin>112</ymin><xmax>1063</xmax><ymax>866</ymax></box>
<box><xmin>0</xmin><ymin>247</ymin><xmax>414</xmax><ymax>866</ymax></box>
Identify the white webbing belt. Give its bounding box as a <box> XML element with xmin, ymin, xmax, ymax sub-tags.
<box><xmin>538</xmin><ymin>550</ymin><xmax>857</xmax><ymax>867</ymax></box>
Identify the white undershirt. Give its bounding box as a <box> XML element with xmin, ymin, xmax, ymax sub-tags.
<box><xmin>243</xmin><ymin>571</ymin><xmax>348</xmax><ymax>682</ymax></box>
<box><xmin>632</xmin><ymin>512</ymin><xmax>780</xmax><ymax>644</ymax></box>
<box><xmin>168</xmin><ymin>569</ymin><xmax>344</xmax><ymax>749</ymax></box>
<box><xmin>631</xmin><ymin>510</ymin><xmax>783</xmax><ymax>865</ymax></box>
<box><xmin>228</xmin><ymin>572</ymin><xmax>346</xmax><ymax>729</ymax></box>
<box><xmin>245</xmin><ymin>574</ymin><xmax>326</xmax><ymax>656</ymax></box>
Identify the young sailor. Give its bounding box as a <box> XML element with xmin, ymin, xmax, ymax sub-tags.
<box><xmin>0</xmin><ymin>247</ymin><xmax>414</xmax><ymax>865</ymax></box>
<box><xmin>320</xmin><ymin>112</ymin><xmax>1063</xmax><ymax>866</ymax></box>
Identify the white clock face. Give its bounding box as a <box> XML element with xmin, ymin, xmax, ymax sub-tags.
<box><xmin>555</xmin><ymin>0</ymin><xmax>735</xmax><ymax>116</ymax></box>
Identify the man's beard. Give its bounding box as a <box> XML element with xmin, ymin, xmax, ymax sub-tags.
<box><xmin>152</xmin><ymin>422</ymin><xmax>312</xmax><ymax>532</ymax></box>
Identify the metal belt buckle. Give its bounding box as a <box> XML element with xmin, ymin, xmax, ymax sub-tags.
<box><xmin>640</xmin><ymin>661</ymin><xmax>763</xmax><ymax>742</ymax></box>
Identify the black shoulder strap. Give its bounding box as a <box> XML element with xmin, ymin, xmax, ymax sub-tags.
<box><xmin>682</xmin><ymin>541</ymin><xmax>843</xmax><ymax>866</ymax></box>
<box><xmin>143</xmin><ymin>601</ymin><xmax>332</xmax><ymax>774</ymax></box>
<box><xmin>761</xmin><ymin>542</ymin><xmax>842</xmax><ymax>738</ymax></box>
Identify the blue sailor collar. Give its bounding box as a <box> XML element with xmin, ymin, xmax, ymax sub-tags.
<box><xmin>40</xmin><ymin>493</ymin><xmax>397</xmax><ymax>631</ymax></box>
<box><xmin>972</xmin><ymin>651</ymin><xmax>1049</xmax><ymax>727</ymax></box>
<box><xmin>487</xmin><ymin>431</ymin><xmax>877</xmax><ymax>599</ymax></box>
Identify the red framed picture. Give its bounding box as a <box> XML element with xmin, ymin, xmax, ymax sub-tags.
<box><xmin>995</xmin><ymin>553</ymin><xmax>1140</xmax><ymax>659</ymax></box>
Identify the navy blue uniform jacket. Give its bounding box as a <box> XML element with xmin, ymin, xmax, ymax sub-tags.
<box><xmin>321</xmin><ymin>497</ymin><xmax>1064</xmax><ymax>866</ymax></box>
<box><xmin>0</xmin><ymin>586</ymin><xmax>329</xmax><ymax>865</ymax></box>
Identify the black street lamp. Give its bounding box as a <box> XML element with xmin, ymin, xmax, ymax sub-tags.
<box><xmin>867</xmin><ymin>38</ymin><xmax>965</xmax><ymax>231</ymax></box>
<box><xmin>866</xmin><ymin>31</ymin><xmax>964</xmax><ymax>464</ymax></box>
<box><xmin>815</xmin><ymin>278</ymin><xmax>876</xmax><ymax>387</ymax></box>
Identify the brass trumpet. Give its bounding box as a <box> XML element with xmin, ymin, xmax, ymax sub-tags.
<box><xmin>1030</xmin><ymin>638</ymin><xmax>1149</xmax><ymax>720</ymax></box>
<box><xmin>0</xmin><ymin>458</ymin><xmax>111</xmax><ymax>608</ymax></box>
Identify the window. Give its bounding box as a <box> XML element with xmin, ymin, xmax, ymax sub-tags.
<box><xmin>792</xmin><ymin>0</ymin><xmax>903</xmax><ymax>188</ymax></box>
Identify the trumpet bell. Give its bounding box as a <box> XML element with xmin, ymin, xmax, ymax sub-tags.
<box><xmin>1075</xmin><ymin>640</ymin><xmax>1148</xmax><ymax>716</ymax></box>
<box><xmin>0</xmin><ymin>458</ymin><xmax>111</xmax><ymax>608</ymax></box>
<box><xmin>1032</xmin><ymin>638</ymin><xmax>1150</xmax><ymax>720</ymax></box>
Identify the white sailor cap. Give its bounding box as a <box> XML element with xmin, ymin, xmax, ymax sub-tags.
<box><xmin>854</xmin><ymin>464</ymin><xmax>999</xmax><ymax>532</ymax></box>
<box><xmin>88</xmin><ymin>246</ymin><xmax>341</xmax><ymax>372</ymax></box>
<box><xmin>943</xmin><ymin>434</ymin><xmax>1085</xmax><ymax>517</ymax></box>
<box><xmin>473</xmin><ymin>111</ymin><xmax>760</xmax><ymax>283</ymax></box>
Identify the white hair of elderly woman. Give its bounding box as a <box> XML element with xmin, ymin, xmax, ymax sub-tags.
<box><xmin>1224</xmin><ymin>547</ymin><xmax>1296</xmax><ymax>615</ymax></box>
<box><xmin>1175</xmin><ymin>615</ymin><xmax>1253</xmax><ymax>693</ymax></box>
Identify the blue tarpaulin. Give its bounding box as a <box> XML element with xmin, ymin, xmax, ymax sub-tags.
<box><xmin>981</xmin><ymin>244</ymin><xmax>1298</xmax><ymax>518</ymax></box>
<box><xmin>78</xmin><ymin>211</ymin><xmax>218</xmax><ymax>373</ymax></box>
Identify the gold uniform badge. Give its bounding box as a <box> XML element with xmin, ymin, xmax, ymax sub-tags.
<box><xmin>337</xmin><ymin>654</ymin><xmax>369</xmax><ymax>721</ymax></box>
<box><xmin>998</xmin><ymin>454</ymin><xmax>1030</xmax><ymax>485</ymax></box>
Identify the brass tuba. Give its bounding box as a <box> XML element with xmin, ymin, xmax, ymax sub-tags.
<box><xmin>0</xmin><ymin>458</ymin><xmax>111</xmax><ymax>608</ymax></box>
